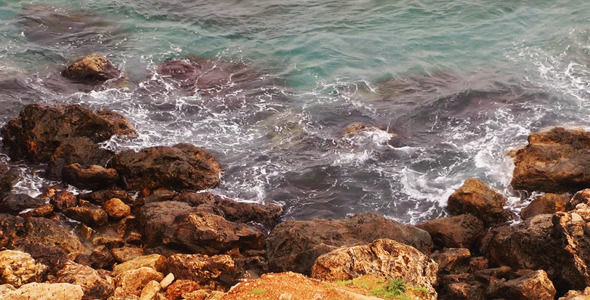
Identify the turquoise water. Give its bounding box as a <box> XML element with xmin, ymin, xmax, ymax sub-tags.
<box><xmin>0</xmin><ymin>0</ymin><xmax>589</xmax><ymax>223</ymax></box>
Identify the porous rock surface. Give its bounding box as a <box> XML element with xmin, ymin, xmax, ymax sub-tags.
<box><xmin>62</xmin><ymin>54</ymin><xmax>121</xmax><ymax>82</ymax></box>
<box><xmin>447</xmin><ymin>178</ymin><xmax>512</xmax><ymax>226</ymax></box>
<box><xmin>0</xmin><ymin>250</ymin><xmax>48</xmax><ymax>287</ymax></box>
<box><xmin>417</xmin><ymin>213</ymin><xmax>484</xmax><ymax>249</ymax></box>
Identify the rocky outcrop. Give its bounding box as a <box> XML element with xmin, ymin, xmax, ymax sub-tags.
<box><xmin>110</xmin><ymin>144</ymin><xmax>221</xmax><ymax>191</ymax></box>
<box><xmin>0</xmin><ymin>250</ymin><xmax>48</xmax><ymax>287</ymax></box>
<box><xmin>1</xmin><ymin>104</ymin><xmax>134</xmax><ymax>163</ymax></box>
<box><xmin>136</xmin><ymin>201</ymin><xmax>197</xmax><ymax>247</ymax></box>
<box><xmin>266</xmin><ymin>212</ymin><xmax>432</xmax><ymax>275</ymax></box>
<box><xmin>447</xmin><ymin>178</ymin><xmax>512</xmax><ymax>226</ymax></box>
<box><xmin>511</xmin><ymin>127</ymin><xmax>590</xmax><ymax>193</ymax></box>
<box><xmin>0</xmin><ymin>282</ymin><xmax>83</xmax><ymax>299</ymax></box>
<box><xmin>215</xmin><ymin>197</ymin><xmax>284</xmax><ymax>229</ymax></box>
<box><xmin>47</xmin><ymin>137</ymin><xmax>113</xmax><ymax>179</ymax></box>
<box><xmin>560</xmin><ymin>287</ymin><xmax>590</xmax><ymax>299</ymax></box>
<box><xmin>311</xmin><ymin>238</ymin><xmax>438</xmax><ymax>299</ymax></box>
<box><xmin>520</xmin><ymin>193</ymin><xmax>568</xmax><ymax>220</ymax></box>
<box><xmin>486</xmin><ymin>270</ymin><xmax>556</xmax><ymax>300</ymax></box>
<box><xmin>0</xmin><ymin>194</ymin><xmax>46</xmax><ymax>215</ymax></box>
<box><xmin>167</xmin><ymin>254</ymin><xmax>237</xmax><ymax>289</ymax></box>
<box><xmin>417</xmin><ymin>214</ymin><xmax>484</xmax><ymax>249</ymax></box>
<box><xmin>62</xmin><ymin>164</ymin><xmax>119</xmax><ymax>190</ymax></box>
<box><xmin>62</xmin><ymin>54</ymin><xmax>121</xmax><ymax>83</ymax></box>
<box><xmin>55</xmin><ymin>261</ymin><xmax>114</xmax><ymax>300</ymax></box>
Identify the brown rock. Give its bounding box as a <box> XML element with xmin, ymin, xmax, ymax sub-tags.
<box><xmin>520</xmin><ymin>193</ymin><xmax>568</xmax><ymax>220</ymax></box>
<box><xmin>55</xmin><ymin>261</ymin><xmax>114</xmax><ymax>300</ymax></box>
<box><xmin>172</xmin><ymin>192</ymin><xmax>216</xmax><ymax>206</ymax></box>
<box><xmin>0</xmin><ymin>161</ymin><xmax>13</xmax><ymax>198</ymax></box>
<box><xmin>167</xmin><ymin>254</ymin><xmax>237</xmax><ymax>289</ymax></box>
<box><xmin>0</xmin><ymin>250</ymin><xmax>48</xmax><ymax>287</ymax></box>
<box><xmin>111</xmin><ymin>246</ymin><xmax>144</xmax><ymax>263</ymax></box>
<box><xmin>417</xmin><ymin>214</ymin><xmax>484</xmax><ymax>249</ymax></box>
<box><xmin>439</xmin><ymin>282</ymin><xmax>486</xmax><ymax>300</ymax></box>
<box><xmin>311</xmin><ymin>238</ymin><xmax>438</xmax><ymax>299</ymax></box>
<box><xmin>13</xmin><ymin>241</ymin><xmax>69</xmax><ymax>273</ymax></box>
<box><xmin>80</xmin><ymin>188</ymin><xmax>134</xmax><ymax>206</ymax></box>
<box><xmin>560</xmin><ymin>287</ymin><xmax>590</xmax><ymax>299</ymax></box>
<box><xmin>430</xmin><ymin>248</ymin><xmax>471</xmax><ymax>275</ymax></box>
<box><xmin>64</xmin><ymin>204</ymin><xmax>108</xmax><ymax>227</ymax></box>
<box><xmin>114</xmin><ymin>267</ymin><xmax>164</xmax><ymax>297</ymax></box>
<box><xmin>568</xmin><ymin>189</ymin><xmax>590</xmax><ymax>210</ymax></box>
<box><xmin>50</xmin><ymin>190</ymin><xmax>78</xmax><ymax>211</ymax></box>
<box><xmin>19</xmin><ymin>204</ymin><xmax>54</xmax><ymax>218</ymax></box>
<box><xmin>165</xmin><ymin>280</ymin><xmax>201</xmax><ymax>300</ymax></box>
<box><xmin>266</xmin><ymin>212</ymin><xmax>432</xmax><ymax>275</ymax></box>
<box><xmin>447</xmin><ymin>178</ymin><xmax>512</xmax><ymax>226</ymax></box>
<box><xmin>63</xmin><ymin>54</ymin><xmax>121</xmax><ymax>82</ymax></box>
<box><xmin>0</xmin><ymin>194</ymin><xmax>46</xmax><ymax>215</ymax></box>
<box><xmin>486</xmin><ymin>270</ymin><xmax>556</xmax><ymax>300</ymax></box>
<box><xmin>511</xmin><ymin>127</ymin><xmax>590</xmax><ymax>193</ymax></box>
<box><xmin>104</xmin><ymin>198</ymin><xmax>131</xmax><ymax>219</ymax></box>
<box><xmin>139</xmin><ymin>280</ymin><xmax>160</xmax><ymax>300</ymax></box>
<box><xmin>62</xmin><ymin>164</ymin><xmax>119</xmax><ymax>190</ymax></box>
<box><xmin>112</xmin><ymin>254</ymin><xmax>167</xmax><ymax>277</ymax></box>
<box><xmin>214</xmin><ymin>197</ymin><xmax>284</xmax><ymax>228</ymax></box>
<box><xmin>89</xmin><ymin>245</ymin><xmax>117</xmax><ymax>269</ymax></box>
<box><xmin>136</xmin><ymin>201</ymin><xmax>197</xmax><ymax>247</ymax></box>
<box><xmin>110</xmin><ymin>144</ymin><xmax>221</xmax><ymax>191</ymax></box>
<box><xmin>47</xmin><ymin>136</ymin><xmax>113</xmax><ymax>179</ymax></box>
<box><xmin>1</xmin><ymin>282</ymin><xmax>83</xmax><ymax>299</ymax></box>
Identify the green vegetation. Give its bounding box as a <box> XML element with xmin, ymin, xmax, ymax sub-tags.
<box><xmin>333</xmin><ymin>275</ymin><xmax>430</xmax><ymax>300</ymax></box>
<box><xmin>371</xmin><ymin>278</ymin><xmax>407</xmax><ymax>298</ymax></box>
<box><xmin>251</xmin><ymin>288</ymin><xmax>267</xmax><ymax>295</ymax></box>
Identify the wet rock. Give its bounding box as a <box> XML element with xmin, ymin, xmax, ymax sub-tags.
<box><xmin>0</xmin><ymin>194</ymin><xmax>46</xmax><ymax>215</ymax></box>
<box><xmin>0</xmin><ymin>161</ymin><xmax>13</xmax><ymax>198</ymax></box>
<box><xmin>417</xmin><ymin>214</ymin><xmax>484</xmax><ymax>249</ymax></box>
<box><xmin>103</xmin><ymin>198</ymin><xmax>131</xmax><ymax>220</ymax></box>
<box><xmin>163</xmin><ymin>211</ymin><xmax>264</xmax><ymax>255</ymax></box>
<box><xmin>136</xmin><ymin>201</ymin><xmax>196</xmax><ymax>247</ymax></box>
<box><xmin>111</xmin><ymin>246</ymin><xmax>144</xmax><ymax>263</ymax></box>
<box><xmin>266</xmin><ymin>212</ymin><xmax>432</xmax><ymax>275</ymax></box>
<box><xmin>560</xmin><ymin>287</ymin><xmax>590</xmax><ymax>299</ymax></box>
<box><xmin>1</xmin><ymin>282</ymin><xmax>83</xmax><ymax>299</ymax></box>
<box><xmin>112</xmin><ymin>254</ymin><xmax>167</xmax><ymax>277</ymax></box>
<box><xmin>80</xmin><ymin>188</ymin><xmax>134</xmax><ymax>206</ymax></box>
<box><xmin>167</xmin><ymin>254</ymin><xmax>237</xmax><ymax>289</ymax></box>
<box><xmin>439</xmin><ymin>282</ymin><xmax>486</xmax><ymax>300</ymax></box>
<box><xmin>520</xmin><ymin>193</ymin><xmax>568</xmax><ymax>220</ymax></box>
<box><xmin>215</xmin><ymin>197</ymin><xmax>284</xmax><ymax>229</ymax></box>
<box><xmin>173</xmin><ymin>192</ymin><xmax>216</xmax><ymax>206</ymax></box>
<box><xmin>55</xmin><ymin>261</ymin><xmax>114</xmax><ymax>300</ymax></box>
<box><xmin>63</xmin><ymin>54</ymin><xmax>121</xmax><ymax>83</ymax></box>
<box><xmin>140</xmin><ymin>188</ymin><xmax>178</xmax><ymax>205</ymax></box>
<box><xmin>1</xmin><ymin>104</ymin><xmax>135</xmax><ymax>163</ymax></box>
<box><xmin>486</xmin><ymin>270</ymin><xmax>556</xmax><ymax>300</ymax></box>
<box><xmin>110</xmin><ymin>144</ymin><xmax>221</xmax><ymax>191</ymax></box>
<box><xmin>0</xmin><ymin>250</ymin><xmax>48</xmax><ymax>287</ymax></box>
<box><xmin>47</xmin><ymin>136</ymin><xmax>113</xmax><ymax>179</ymax></box>
<box><xmin>311</xmin><ymin>238</ymin><xmax>438</xmax><ymax>299</ymax></box>
<box><xmin>49</xmin><ymin>190</ymin><xmax>78</xmax><ymax>211</ymax></box>
<box><xmin>447</xmin><ymin>178</ymin><xmax>512</xmax><ymax>226</ymax></box>
<box><xmin>93</xmin><ymin>236</ymin><xmax>125</xmax><ymax>248</ymax></box>
<box><xmin>511</xmin><ymin>127</ymin><xmax>590</xmax><ymax>193</ymax></box>
<box><xmin>165</xmin><ymin>280</ymin><xmax>202</xmax><ymax>300</ymax></box>
<box><xmin>64</xmin><ymin>204</ymin><xmax>108</xmax><ymax>227</ymax></box>
<box><xmin>19</xmin><ymin>204</ymin><xmax>54</xmax><ymax>218</ymax></box>
<box><xmin>62</xmin><ymin>164</ymin><xmax>120</xmax><ymax>190</ymax></box>
<box><xmin>114</xmin><ymin>267</ymin><xmax>164</xmax><ymax>297</ymax></box>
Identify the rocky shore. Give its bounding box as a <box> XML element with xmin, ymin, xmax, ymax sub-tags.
<box><xmin>1</xmin><ymin>55</ymin><xmax>590</xmax><ymax>300</ymax></box>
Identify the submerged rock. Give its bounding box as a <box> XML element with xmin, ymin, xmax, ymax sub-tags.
<box><xmin>511</xmin><ymin>127</ymin><xmax>590</xmax><ymax>193</ymax></box>
<box><xmin>110</xmin><ymin>144</ymin><xmax>221</xmax><ymax>191</ymax></box>
<box><xmin>62</xmin><ymin>54</ymin><xmax>121</xmax><ymax>83</ymax></box>
<box><xmin>447</xmin><ymin>178</ymin><xmax>512</xmax><ymax>226</ymax></box>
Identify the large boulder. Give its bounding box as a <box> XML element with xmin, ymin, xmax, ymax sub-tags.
<box><xmin>447</xmin><ymin>178</ymin><xmax>512</xmax><ymax>226</ymax></box>
<box><xmin>417</xmin><ymin>214</ymin><xmax>484</xmax><ymax>249</ymax></box>
<box><xmin>62</xmin><ymin>163</ymin><xmax>119</xmax><ymax>190</ymax></box>
<box><xmin>265</xmin><ymin>212</ymin><xmax>432</xmax><ymax>275</ymax></box>
<box><xmin>1</xmin><ymin>104</ymin><xmax>134</xmax><ymax>163</ymax></box>
<box><xmin>136</xmin><ymin>201</ymin><xmax>197</xmax><ymax>247</ymax></box>
<box><xmin>0</xmin><ymin>250</ymin><xmax>48</xmax><ymax>287</ymax></box>
<box><xmin>62</xmin><ymin>54</ymin><xmax>121</xmax><ymax>83</ymax></box>
<box><xmin>46</xmin><ymin>137</ymin><xmax>113</xmax><ymax>179</ymax></box>
<box><xmin>110</xmin><ymin>144</ymin><xmax>221</xmax><ymax>191</ymax></box>
<box><xmin>511</xmin><ymin>127</ymin><xmax>590</xmax><ymax>193</ymax></box>
<box><xmin>0</xmin><ymin>194</ymin><xmax>46</xmax><ymax>215</ymax></box>
<box><xmin>520</xmin><ymin>193</ymin><xmax>568</xmax><ymax>220</ymax></box>
<box><xmin>214</xmin><ymin>197</ymin><xmax>284</xmax><ymax>229</ymax></box>
<box><xmin>311</xmin><ymin>238</ymin><xmax>438</xmax><ymax>299</ymax></box>
<box><xmin>486</xmin><ymin>270</ymin><xmax>556</xmax><ymax>300</ymax></box>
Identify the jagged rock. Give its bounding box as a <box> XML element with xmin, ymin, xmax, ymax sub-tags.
<box><xmin>439</xmin><ymin>282</ymin><xmax>486</xmax><ymax>300</ymax></box>
<box><xmin>0</xmin><ymin>161</ymin><xmax>13</xmax><ymax>198</ymax></box>
<box><xmin>19</xmin><ymin>204</ymin><xmax>54</xmax><ymax>218</ymax></box>
<box><xmin>63</xmin><ymin>54</ymin><xmax>121</xmax><ymax>82</ymax></box>
<box><xmin>55</xmin><ymin>261</ymin><xmax>114</xmax><ymax>300</ymax></box>
<box><xmin>1</xmin><ymin>104</ymin><xmax>134</xmax><ymax>163</ymax></box>
<box><xmin>417</xmin><ymin>214</ymin><xmax>484</xmax><ymax>249</ymax></box>
<box><xmin>80</xmin><ymin>188</ymin><xmax>134</xmax><ymax>206</ymax></box>
<box><xmin>520</xmin><ymin>193</ymin><xmax>568</xmax><ymax>220</ymax></box>
<box><xmin>49</xmin><ymin>190</ymin><xmax>78</xmax><ymax>211</ymax></box>
<box><xmin>568</xmin><ymin>189</ymin><xmax>590</xmax><ymax>210</ymax></box>
<box><xmin>47</xmin><ymin>137</ymin><xmax>113</xmax><ymax>179</ymax></box>
<box><xmin>62</xmin><ymin>164</ymin><xmax>119</xmax><ymax>190</ymax></box>
<box><xmin>266</xmin><ymin>212</ymin><xmax>432</xmax><ymax>275</ymax></box>
<box><xmin>0</xmin><ymin>282</ymin><xmax>83</xmax><ymax>299</ymax></box>
<box><xmin>215</xmin><ymin>197</ymin><xmax>284</xmax><ymax>229</ymax></box>
<box><xmin>447</xmin><ymin>178</ymin><xmax>512</xmax><ymax>226</ymax></box>
<box><xmin>486</xmin><ymin>270</ymin><xmax>556</xmax><ymax>300</ymax></box>
<box><xmin>163</xmin><ymin>211</ymin><xmax>264</xmax><ymax>255</ymax></box>
<box><xmin>167</xmin><ymin>254</ymin><xmax>237</xmax><ymax>289</ymax></box>
<box><xmin>560</xmin><ymin>287</ymin><xmax>590</xmax><ymax>299</ymax></box>
<box><xmin>165</xmin><ymin>280</ymin><xmax>202</xmax><ymax>300</ymax></box>
<box><xmin>311</xmin><ymin>238</ymin><xmax>438</xmax><ymax>299</ymax></box>
<box><xmin>114</xmin><ymin>267</ymin><xmax>164</xmax><ymax>297</ymax></box>
<box><xmin>14</xmin><ymin>241</ymin><xmax>69</xmax><ymax>273</ymax></box>
<box><xmin>87</xmin><ymin>245</ymin><xmax>117</xmax><ymax>269</ymax></box>
<box><xmin>136</xmin><ymin>201</ymin><xmax>196</xmax><ymax>247</ymax></box>
<box><xmin>140</xmin><ymin>188</ymin><xmax>178</xmax><ymax>205</ymax></box>
<box><xmin>110</xmin><ymin>144</ymin><xmax>221</xmax><ymax>191</ymax></box>
<box><xmin>103</xmin><ymin>198</ymin><xmax>131</xmax><ymax>219</ymax></box>
<box><xmin>173</xmin><ymin>192</ymin><xmax>216</xmax><ymax>206</ymax></box>
<box><xmin>64</xmin><ymin>204</ymin><xmax>108</xmax><ymax>227</ymax></box>
<box><xmin>511</xmin><ymin>127</ymin><xmax>590</xmax><ymax>193</ymax></box>
<box><xmin>0</xmin><ymin>194</ymin><xmax>46</xmax><ymax>215</ymax></box>
<box><xmin>0</xmin><ymin>250</ymin><xmax>48</xmax><ymax>287</ymax></box>
<box><xmin>111</xmin><ymin>246</ymin><xmax>144</xmax><ymax>263</ymax></box>
<box><xmin>430</xmin><ymin>248</ymin><xmax>471</xmax><ymax>275</ymax></box>
<box><xmin>112</xmin><ymin>254</ymin><xmax>167</xmax><ymax>277</ymax></box>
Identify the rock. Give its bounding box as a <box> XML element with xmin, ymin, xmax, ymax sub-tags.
<box><xmin>114</xmin><ymin>267</ymin><xmax>164</xmax><ymax>297</ymax></box>
<box><xmin>64</xmin><ymin>204</ymin><xmax>109</xmax><ymax>227</ymax></box>
<box><xmin>55</xmin><ymin>261</ymin><xmax>114</xmax><ymax>300</ymax></box>
<box><xmin>430</xmin><ymin>248</ymin><xmax>471</xmax><ymax>275</ymax></box>
<box><xmin>103</xmin><ymin>198</ymin><xmax>131</xmax><ymax>219</ymax></box>
<box><xmin>80</xmin><ymin>188</ymin><xmax>134</xmax><ymax>206</ymax></box>
<box><xmin>311</xmin><ymin>238</ymin><xmax>438</xmax><ymax>299</ymax></box>
<box><xmin>163</xmin><ymin>211</ymin><xmax>264</xmax><ymax>255</ymax></box>
<box><xmin>0</xmin><ymin>250</ymin><xmax>48</xmax><ymax>287</ymax></box>
<box><xmin>266</xmin><ymin>212</ymin><xmax>432</xmax><ymax>275</ymax></box>
<box><xmin>173</xmin><ymin>192</ymin><xmax>216</xmax><ymax>206</ymax></box>
<box><xmin>0</xmin><ymin>161</ymin><xmax>13</xmax><ymax>198</ymax></box>
<box><xmin>62</xmin><ymin>164</ymin><xmax>120</xmax><ymax>190</ymax></box>
<box><xmin>139</xmin><ymin>280</ymin><xmax>160</xmax><ymax>300</ymax></box>
<box><xmin>14</xmin><ymin>241</ymin><xmax>69</xmax><ymax>273</ymax></box>
<box><xmin>511</xmin><ymin>127</ymin><xmax>590</xmax><ymax>193</ymax></box>
<box><xmin>160</xmin><ymin>273</ymin><xmax>174</xmax><ymax>289</ymax></box>
<box><xmin>47</xmin><ymin>136</ymin><xmax>113</xmax><ymax>179</ymax></box>
<box><xmin>93</xmin><ymin>236</ymin><xmax>125</xmax><ymax>248</ymax></box>
<box><xmin>112</xmin><ymin>254</ymin><xmax>167</xmax><ymax>277</ymax></box>
<box><xmin>110</xmin><ymin>144</ymin><xmax>221</xmax><ymax>191</ymax></box>
<box><xmin>560</xmin><ymin>287</ymin><xmax>590</xmax><ymax>299</ymax></box>
<box><xmin>49</xmin><ymin>190</ymin><xmax>78</xmax><ymax>211</ymax></box>
<box><xmin>568</xmin><ymin>189</ymin><xmax>590</xmax><ymax>210</ymax></box>
<box><xmin>62</xmin><ymin>54</ymin><xmax>121</xmax><ymax>83</ymax></box>
<box><xmin>140</xmin><ymin>188</ymin><xmax>178</xmax><ymax>205</ymax></box>
<box><xmin>447</xmin><ymin>178</ymin><xmax>512</xmax><ymax>226</ymax></box>
<box><xmin>486</xmin><ymin>270</ymin><xmax>556</xmax><ymax>300</ymax></box>
<box><xmin>439</xmin><ymin>282</ymin><xmax>486</xmax><ymax>300</ymax></box>
<box><xmin>19</xmin><ymin>204</ymin><xmax>54</xmax><ymax>218</ymax></box>
<box><xmin>88</xmin><ymin>245</ymin><xmax>117</xmax><ymax>269</ymax></box>
<box><xmin>1</xmin><ymin>104</ymin><xmax>135</xmax><ymax>163</ymax></box>
<box><xmin>165</xmin><ymin>280</ymin><xmax>202</xmax><ymax>300</ymax></box>
<box><xmin>136</xmin><ymin>201</ymin><xmax>196</xmax><ymax>247</ymax></box>
<box><xmin>520</xmin><ymin>193</ymin><xmax>568</xmax><ymax>220</ymax></box>
<box><xmin>0</xmin><ymin>282</ymin><xmax>83</xmax><ymax>299</ymax></box>
<box><xmin>167</xmin><ymin>254</ymin><xmax>237</xmax><ymax>289</ymax></box>
<box><xmin>215</xmin><ymin>197</ymin><xmax>284</xmax><ymax>229</ymax></box>
<box><xmin>111</xmin><ymin>246</ymin><xmax>144</xmax><ymax>263</ymax></box>
<box><xmin>417</xmin><ymin>214</ymin><xmax>484</xmax><ymax>249</ymax></box>
<box><xmin>0</xmin><ymin>194</ymin><xmax>46</xmax><ymax>215</ymax></box>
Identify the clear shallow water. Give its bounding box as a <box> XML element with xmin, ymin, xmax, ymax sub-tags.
<box><xmin>0</xmin><ymin>0</ymin><xmax>589</xmax><ymax>223</ymax></box>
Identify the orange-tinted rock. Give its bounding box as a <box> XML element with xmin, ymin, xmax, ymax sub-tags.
<box><xmin>560</xmin><ymin>287</ymin><xmax>590</xmax><ymax>299</ymax></box>
<box><xmin>486</xmin><ymin>270</ymin><xmax>556</xmax><ymax>300</ymax></box>
<box><xmin>103</xmin><ymin>198</ymin><xmax>131</xmax><ymax>219</ymax></box>
<box><xmin>62</xmin><ymin>164</ymin><xmax>119</xmax><ymax>190</ymax></box>
<box><xmin>47</xmin><ymin>137</ymin><xmax>113</xmax><ymax>179</ymax></box>
<box><xmin>568</xmin><ymin>189</ymin><xmax>590</xmax><ymax>210</ymax></box>
<box><xmin>1</xmin><ymin>282</ymin><xmax>83</xmax><ymax>299</ymax></box>
<box><xmin>520</xmin><ymin>193</ymin><xmax>568</xmax><ymax>220</ymax></box>
<box><xmin>0</xmin><ymin>250</ymin><xmax>48</xmax><ymax>287</ymax></box>
<box><xmin>439</xmin><ymin>282</ymin><xmax>486</xmax><ymax>300</ymax></box>
<box><xmin>64</xmin><ymin>204</ymin><xmax>108</xmax><ymax>227</ymax></box>
<box><xmin>112</xmin><ymin>254</ymin><xmax>167</xmax><ymax>277</ymax></box>
<box><xmin>430</xmin><ymin>248</ymin><xmax>471</xmax><ymax>275</ymax></box>
<box><xmin>447</xmin><ymin>178</ymin><xmax>512</xmax><ymax>226</ymax></box>
<box><xmin>55</xmin><ymin>261</ymin><xmax>114</xmax><ymax>300</ymax></box>
<box><xmin>417</xmin><ymin>214</ymin><xmax>484</xmax><ymax>249</ymax></box>
<box><xmin>50</xmin><ymin>190</ymin><xmax>78</xmax><ymax>211</ymax></box>
<box><xmin>165</xmin><ymin>280</ymin><xmax>201</xmax><ymax>300</ymax></box>
<box><xmin>62</xmin><ymin>54</ymin><xmax>121</xmax><ymax>82</ymax></box>
<box><xmin>111</xmin><ymin>246</ymin><xmax>144</xmax><ymax>263</ymax></box>
<box><xmin>113</xmin><ymin>267</ymin><xmax>164</xmax><ymax>297</ymax></box>
<box><xmin>167</xmin><ymin>254</ymin><xmax>237</xmax><ymax>289</ymax></box>
<box><xmin>19</xmin><ymin>204</ymin><xmax>54</xmax><ymax>218</ymax></box>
